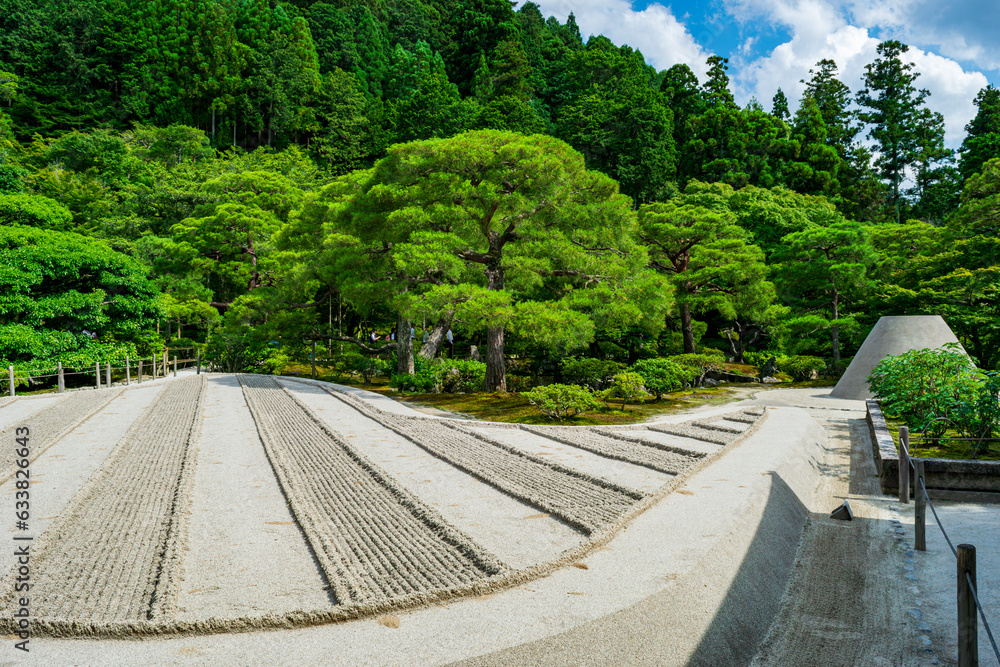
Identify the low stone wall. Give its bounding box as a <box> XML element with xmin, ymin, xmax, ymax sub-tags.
<box><xmin>867</xmin><ymin>400</ymin><xmax>1000</xmax><ymax>496</ymax></box>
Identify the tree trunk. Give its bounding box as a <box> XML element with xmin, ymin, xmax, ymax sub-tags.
<box><xmin>485</xmin><ymin>326</ymin><xmax>506</xmax><ymax>392</ymax></box>
<box><xmin>830</xmin><ymin>291</ymin><xmax>841</xmax><ymax>364</ymax></box>
<box><xmin>680</xmin><ymin>303</ymin><xmax>695</xmax><ymax>354</ymax></box>
<box><xmin>484</xmin><ymin>260</ymin><xmax>507</xmax><ymax>392</ymax></box>
<box><xmin>396</xmin><ymin>314</ymin><xmax>414</xmax><ymax>375</ymax></box>
<box><xmin>418</xmin><ymin>313</ymin><xmax>454</xmax><ymax>360</ymax></box>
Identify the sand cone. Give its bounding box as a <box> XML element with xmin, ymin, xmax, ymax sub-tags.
<box><xmin>830</xmin><ymin>315</ymin><xmax>963</xmax><ymax>400</ymax></box>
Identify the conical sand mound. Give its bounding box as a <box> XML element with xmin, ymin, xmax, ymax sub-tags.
<box><xmin>830</xmin><ymin>315</ymin><xmax>963</xmax><ymax>399</ymax></box>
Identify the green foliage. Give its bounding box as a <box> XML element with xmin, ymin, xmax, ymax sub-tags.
<box><xmin>630</xmin><ymin>357</ymin><xmax>689</xmax><ymax>399</ymax></box>
<box><xmin>943</xmin><ymin>372</ymin><xmax>1000</xmax><ymax>450</ymax></box>
<box><xmin>868</xmin><ymin>344</ymin><xmax>982</xmax><ymax>434</ymax></box>
<box><xmin>0</xmin><ymin>193</ymin><xmax>73</xmax><ymax>230</ymax></box>
<box><xmin>639</xmin><ymin>183</ymin><xmax>773</xmax><ymax>353</ymax></box>
<box><xmin>560</xmin><ymin>357</ymin><xmax>626</xmax><ymax>390</ymax></box>
<box><xmin>523</xmin><ymin>383</ymin><xmax>600</xmax><ymax>421</ymax></box>
<box><xmin>777</xmin><ymin>355</ymin><xmax>826</xmax><ymax>381</ymax></box>
<box><xmin>0</xmin><ymin>225</ymin><xmax>159</xmax><ymax>364</ymax></box>
<box><xmin>203</xmin><ymin>324</ymin><xmax>275</xmax><ymax>374</ymax></box>
<box><xmin>598</xmin><ymin>371</ymin><xmax>647</xmax><ymax>409</ymax></box>
<box><xmin>856</xmin><ymin>41</ymin><xmax>942</xmax><ymax>223</ymax></box>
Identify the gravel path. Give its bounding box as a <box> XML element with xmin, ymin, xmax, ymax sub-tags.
<box><xmin>519</xmin><ymin>425</ymin><xmax>704</xmax><ymax>475</ymax></box>
<box><xmin>0</xmin><ymin>388</ymin><xmax>124</xmax><ymax>484</ymax></box>
<box><xmin>15</xmin><ymin>376</ymin><xmax>204</xmax><ymax>623</ymax></box>
<box><xmin>326</xmin><ymin>387</ymin><xmax>646</xmax><ymax>535</ymax></box>
<box><xmin>238</xmin><ymin>375</ymin><xmax>505</xmax><ymax>604</ymax></box>
<box><xmin>177</xmin><ymin>375</ymin><xmax>331</xmax><ymax>620</ymax></box>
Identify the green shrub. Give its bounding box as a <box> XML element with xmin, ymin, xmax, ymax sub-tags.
<box><xmin>338</xmin><ymin>352</ymin><xmax>380</xmax><ymax>383</ymax></box>
<box><xmin>390</xmin><ymin>358</ymin><xmax>486</xmax><ymax>393</ymax></box>
<box><xmin>561</xmin><ymin>357</ymin><xmax>626</xmax><ymax>390</ymax></box>
<box><xmin>631</xmin><ymin>358</ymin><xmax>689</xmax><ymax>400</ymax></box>
<box><xmin>599</xmin><ymin>371</ymin><xmax>648</xmax><ymax>410</ymax></box>
<box><xmin>945</xmin><ymin>372</ymin><xmax>1000</xmax><ymax>452</ymax></box>
<box><xmin>778</xmin><ymin>355</ymin><xmax>826</xmax><ymax>381</ymax></box>
<box><xmin>665</xmin><ymin>354</ymin><xmax>723</xmax><ymax>386</ymax></box>
<box><xmin>438</xmin><ymin>359</ymin><xmax>486</xmax><ymax>392</ymax></box>
<box><xmin>523</xmin><ymin>384</ymin><xmax>600</xmax><ymax>421</ymax></box>
<box><xmin>868</xmin><ymin>344</ymin><xmax>982</xmax><ymax>434</ymax></box>
<box><xmin>203</xmin><ymin>328</ymin><xmax>273</xmax><ymax>373</ymax></box>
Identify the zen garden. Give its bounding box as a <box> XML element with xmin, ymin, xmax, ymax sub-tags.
<box><xmin>1</xmin><ymin>1</ymin><xmax>999</xmax><ymax>664</ymax></box>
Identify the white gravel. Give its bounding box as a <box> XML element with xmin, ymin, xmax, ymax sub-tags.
<box><xmin>177</xmin><ymin>375</ymin><xmax>331</xmax><ymax>621</ymax></box>
<box><xmin>280</xmin><ymin>379</ymin><xmax>582</xmax><ymax>569</ymax></box>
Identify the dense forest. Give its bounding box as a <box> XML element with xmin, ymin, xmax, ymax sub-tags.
<box><xmin>1</xmin><ymin>0</ymin><xmax>999</xmax><ymax>392</ymax></box>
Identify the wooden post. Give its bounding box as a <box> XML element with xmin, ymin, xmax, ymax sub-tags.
<box><xmin>899</xmin><ymin>426</ymin><xmax>910</xmax><ymax>504</ymax></box>
<box><xmin>95</xmin><ymin>362</ymin><xmax>101</xmax><ymax>389</ymax></box>
<box><xmin>915</xmin><ymin>459</ymin><xmax>926</xmax><ymax>551</ymax></box>
<box><xmin>152</xmin><ymin>353</ymin><xmax>157</xmax><ymax>380</ymax></box>
<box><xmin>138</xmin><ymin>359</ymin><xmax>143</xmax><ymax>384</ymax></box>
<box><xmin>958</xmin><ymin>544</ymin><xmax>978</xmax><ymax>667</ymax></box>
<box><xmin>7</xmin><ymin>366</ymin><xmax>13</xmax><ymax>397</ymax></box>
<box><xmin>197</xmin><ymin>350</ymin><xmax>201</xmax><ymax>375</ymax></box>
<box><xmin>311</xmin><ymin>341</ymin><xmax>317</xmax><ymax>380</ymax></box>
<box><xmin>126</xmin><ymin>356</ymin><xmax>131</xmax><ymax>385</ymax></box>
<box><xmin>173</xmin><ymin>356</ymin><xmax>177</xmax><ymax>377</ymax></box>
<box><xmin>57</xmin><ymin>362</ymin><xmax>64</xmax><ymax>393</ymax></box>
<box><xmin>162</xmin><ymin>351</ymin><xmax>167</xmax><ymax>377</ymax></box>
<box><xmin>105</xmin><ymin>362</ymin><xmax>111</xmax><ymax>388</ymax></box>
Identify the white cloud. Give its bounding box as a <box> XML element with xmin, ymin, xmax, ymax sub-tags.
<box><xmin>724</xmin><ymin>0</ymin><xmax>987</xmax><ymax>147</ymax></box>
<box><xmin>526</xmin><ymin>1</ymin><xmax>712</xmax><ymax>77</ymax></box>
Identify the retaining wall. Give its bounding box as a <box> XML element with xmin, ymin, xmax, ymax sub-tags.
<box><xmin>867</xmin><ymin>400</ymin><xmax>1000</xmax><ymax>496</ymax></box>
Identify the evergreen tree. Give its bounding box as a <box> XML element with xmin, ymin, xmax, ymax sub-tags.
<box><xmin>771</xmin><ymin>89</ymin><xmax>790</xmax><ymax>121</ymax></box>
<box><xmin>555</xmin><ymin>39</ymin><xmax>676</xmax><ymax>203</ymax></box>
<box><xmin>782</xmin><ymin>96</ymin><xmax>841</xmax><ymax>196</ymax></box>
<box><xmin>703</xmin><ymin>55</ymin><xmax>736</xmax><ymax>108</ymax></box>
<box><xmin>856</xmin><ymin>40</ymin><xmax>933</xmax><ymax>223</ymax></box>
<box><xmin>958</xmin><ymin>85</ymin><xmax>1000</xmax><ymax>182</ymax></box>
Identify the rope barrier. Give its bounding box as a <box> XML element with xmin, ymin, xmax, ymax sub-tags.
<box><xmin>967</xmin><ymin>571</ymin><xmax>1000</xmax><ymax>664</ymax></box>
<box><xmin>917</xmin><ymin>476</ymin><xmax>958</xmax><ymax>558</ymax></box>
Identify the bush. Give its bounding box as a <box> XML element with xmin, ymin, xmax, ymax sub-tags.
<box><xmin>599</xmin><ymin>371</ymin><xmax>648</xmax><ymax>410</ymax></box>
<box><xmin>868</xmin><ymin>344</ymin><xmax>982</xmax><ymax>434</ymax></box>
<box><xmin>334</xmin><ymin>352</ymin><xmax>381</xmax><ymax>384</ymax></box>
<box><xmin>390</xmin><ymin>358</ymin><xmax>486</xmax><ymax>393</ymax></box>
<box><xmin>778</xmin><ymin>355</ymin><xmax>826</xmax><ymax>381</ymax></box>
<box><xmin>665</xmin><ymin>354</ymin><xmax>723</xmax><ymax>386</ymax></box>
<box><xmin>561</xmin><ymin>357</ymin><xmax>626</xmax><ymax>390</ymax></box>
<box><xmin>945</xmin><ymin>372</ymin><xmax>1000</xmax><ymax>451</ymax></box>
<box><xmin>631</xmin><ymin>358</ymin><xmax>689</xmax><ymax>400</ymax></box>
<box><xmin>523</xmin><ymin>384</ymin><xmax>600</xmax><ymax>421</ymax></box>
<box><xmin>438</xmin><ymin>359</ymin><xmax>486</xmax><ymax>392</ymax></box>
<box><xmin>203</xmin><ymin>328</ymin><xmax>273</xmax><ymax>373</ymax></box>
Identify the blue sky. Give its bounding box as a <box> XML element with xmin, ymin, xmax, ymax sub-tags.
<box><xmin>527</xmin><ymin>0</ymin><xmax>1000</xmax><ymax>148</ymax></box>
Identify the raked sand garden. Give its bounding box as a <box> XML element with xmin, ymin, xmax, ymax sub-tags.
<box><xmin>0</xmin><ymin>373</ymin><xmax>938</xmax><ymax>665</ymax></box>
